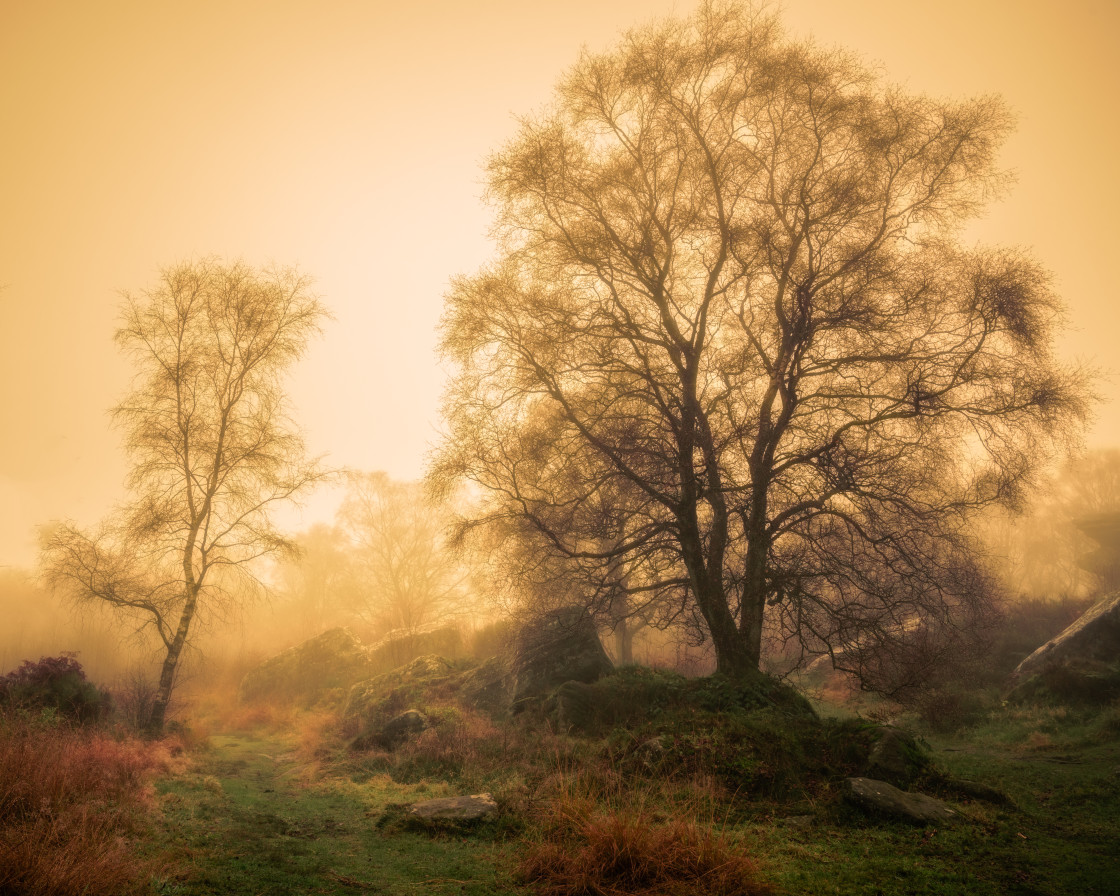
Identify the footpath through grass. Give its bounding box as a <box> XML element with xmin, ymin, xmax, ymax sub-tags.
<box><xmin>151</xmin><ymin>732</ymin><xmax>523</xmax><ymax>896</ymax></box>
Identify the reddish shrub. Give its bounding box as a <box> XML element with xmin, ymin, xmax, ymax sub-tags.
<box><xmin>519</xmin><ymin>785</ymin><xmax>771</xmax><ymax>896</ymax></box>
<box><xmin>0</xmin><ymin>713</ymin><xmax>172</xmax><ymax>895</ymax></box>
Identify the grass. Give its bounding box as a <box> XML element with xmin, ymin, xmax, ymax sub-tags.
<box><xmin>149</xmin><ymin>731</ymin><xmax>525</xmax><ymax>895</ymax></box>
<box><xmin>15</xmin><ymin>660</ymin><xmax>1111</xmax><ymax>896</ymax></box>
<box><xmin>518</xmin><ymin>771</ymin><xmax>771</xmax><ymax>896</ymax></box>
<box><xmin>0</xmin><ymin>710</ymin><xmax>179</xmax><ymax>896</ymax></box>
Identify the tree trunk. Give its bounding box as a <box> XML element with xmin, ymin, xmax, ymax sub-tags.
<box><xmin>613</xmin><ymin>620</ymin><xmax>635</xmax><ymax>665</ymax></box>
<box><xmin>146</xmin><ymin>588</ymin><xmax>199</xmax><ymax>734</ymax></box>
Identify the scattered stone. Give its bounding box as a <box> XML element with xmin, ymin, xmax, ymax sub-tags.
<box><xmin>510</xmin><ymin>607</ymin><xmax>613</xmax><ymax>710</ymax></box>
<box><xmin>239</xmin><ymin>628</ymin><xmax>373</xmax><ymax>704</ymax></box>
<box><xmin>845</xmin><ymin>777</ymin><xmax>957</xmax><ymax>825</ymax></box>
<box><xmin>863</xmin><ymin>726</ymin><xmax>927</xmax><ymax>788</ymax></box>
<box><xmin>407</xmin><ymin>793</ymin><xmax>498</xmax><ymax>823</ymax></box>
<box><xmin>785</xmin><ymin>815</ymin><xmax>814</xmax><ymax>829</ymax></box>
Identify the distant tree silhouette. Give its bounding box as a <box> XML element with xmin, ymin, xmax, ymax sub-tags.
<box><xmin>41</xmin><ymin>259</ymin><xmax>328</xmax><ymax>731</ymax></box>
<box><xmin>432</xmin><ymin>1</ymin><xmax>1091</xmax><ymax>681</ymax></box>
<box><xmin>338</xmin><ymin>472</ymin><xmax>466</xmax><ymax>639</ymax></box>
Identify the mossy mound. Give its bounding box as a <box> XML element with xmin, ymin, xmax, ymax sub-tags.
<box><xmin>548</xmin><ymin>666</ymin><xmax>924</xmax><ymax>799</ymax></box>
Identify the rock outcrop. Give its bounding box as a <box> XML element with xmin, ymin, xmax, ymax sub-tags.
<box><xmin>1015</xmin><ymin>591</ymin><xmax>1120</xmax><ymax>675</ymax></box>
<box><xmin>342</xmin><ymin>654</ymin><xmax>456</xmax><ymax>728</ymax></box>
<box><xmin>1010</xmin><ymin>591</ymin><xmax>1120</xmax><ymax>704</ymax></box>
<box><xmin>509</xmin><ymin>607</ymin><xmax>613</xmax><ymax>709</ymax></box>
<box><xmin>367</xmin><ymin>626</ymin><xmax>464</xmax><ymax>673</ymax></box>
<box><xmin>239</xmin><ymin>628</ymin><xmax>374</xmax><ymax>704</ymax></box>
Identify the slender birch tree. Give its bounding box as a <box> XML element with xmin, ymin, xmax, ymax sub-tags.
<box><xmin>41</xmin><ymin>259</ymin><xmax>328</xmax><ymax>731</ymax></box>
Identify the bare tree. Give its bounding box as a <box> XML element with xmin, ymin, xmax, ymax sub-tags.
<box><xmin>338</xmin><ymin>472</ymin><xmax>465</xmax><ymax>639</ymax></box>
<box><xmin>41</xmin><ymin>259</ymin><xmax>329</xmax><ymax>731</ymax></box>
<box><xmin>432</xmin><ymin>1</ymin><xmax>1090</xmax><ymax>680</ymax></box>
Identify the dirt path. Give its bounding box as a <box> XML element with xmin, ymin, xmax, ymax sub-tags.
<box><xmin>152</xmin><ymin>733</ymin><xmax>519</xmax><ymax>896</ymax></box>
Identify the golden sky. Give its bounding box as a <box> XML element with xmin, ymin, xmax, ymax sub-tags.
<box><xmin>1</xmin><ymin>0</ymin><xmax>1118</xmax><ymax>568</ymax></box>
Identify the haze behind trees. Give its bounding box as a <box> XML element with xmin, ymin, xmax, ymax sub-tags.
<box><xmin>8</xmin><ymin>1</ymin><xmax>1108</xmax><ymax>723</ymax></box>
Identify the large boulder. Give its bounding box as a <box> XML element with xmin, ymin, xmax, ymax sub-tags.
<box><xmin>452</xmin><ymin>655</ymin><xmax>511</xmax><ymax>714</ymax></box>
<box><xmin>1010</xmin><ymin>591</ymin><xmax>1120</xmax><ymax>704</ymax></box>
<box><xmin>509</xmin><ymin>607</ymin><xmax>614</xmax><ymax>709</ymax></box>
<box><xmin>845</xmin><ymin>777</ymin><xmax>957</xmax><ymax>825</ymax></box>
<box><xmin>239</xmin><ymin>628</ymin><xmax>374</xmax><ymax>704</ymax></box>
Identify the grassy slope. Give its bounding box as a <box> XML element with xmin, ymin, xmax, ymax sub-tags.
<box><xmin>148</xmin><ymin>695</ymin><xmax>1120</xmax><ymax>896</ymax></box>
<box><xmin>745</xmin><ymin>703</ymin><xmax>1120</xmax><ymax>896</ymax></box>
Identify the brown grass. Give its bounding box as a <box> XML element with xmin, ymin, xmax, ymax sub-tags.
<box><xmin>0</xmin><ymin>712</ymin><xmax>176</xmax><ymax>895</ymax></box>
<box><xmin>519</xmin><ymin>775</ymin><xmax>771</xmax><ymax>896</ymax></box>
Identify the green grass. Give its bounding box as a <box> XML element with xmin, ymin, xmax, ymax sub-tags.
<box><xmin>734</xmin><ymin>701</ymin><xmax>1120</xmax><ymax>895</ymax></box>
<box><xmin>146</xmin><ymin>684</ymin><xmax>1120</xmax><ymax>896</ymax></box>
<box><xmin>149</xmin><ymin>733</ymin><xmax>524</xmax><ymax>895</ymax></box>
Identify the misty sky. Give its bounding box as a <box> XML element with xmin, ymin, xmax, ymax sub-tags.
<box><xmin>2</xmin><ymin>0</ymin><xmax>1118</xmax><ymax>569</ymax></box>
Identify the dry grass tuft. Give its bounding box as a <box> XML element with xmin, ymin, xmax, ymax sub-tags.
<box><xmin>0</xmin><ymin>712</ymin><xmax>174</xmax><ymax>895</ymax></box>
<box><xmin>519</xmin><ymin>776</ymin><xmax>771</xmax><ymax>896</ymax></box>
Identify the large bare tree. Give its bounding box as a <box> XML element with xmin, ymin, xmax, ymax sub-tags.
<box><xmin>432</xmin><ymin>1</ymin><xmax>1090</xmax><ymax>680</ymax></box>
<box><xmin>41</xmin><ymin>259</ymin><xmax>328</xmax><ymax>731</ymax></box>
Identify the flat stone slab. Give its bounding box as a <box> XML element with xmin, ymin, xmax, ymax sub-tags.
<box><xmin>846</xmin><ymin>777</ymin><xmax>957</xmax><ymax>825</ymax></box>
<box><xmin>407</xmin><ymin>793</ymin><xmax>498</xmax><ymax>822</ymax></box>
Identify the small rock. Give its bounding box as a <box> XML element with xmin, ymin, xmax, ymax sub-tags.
<box><xmin>407</xmin><ymin>793</ymin><xmax>498</xmax><ymax>822</ymax></box>
<box><xmin>845</xmin><ymin>777</ymin><xmax>957</xmax><ymax>825</ymax></box>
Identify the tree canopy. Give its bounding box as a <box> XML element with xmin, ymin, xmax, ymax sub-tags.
<box><xmin>432</xmin><ymin>1</ymin><xmax>1090</xmax><ymax>680</ymax></box>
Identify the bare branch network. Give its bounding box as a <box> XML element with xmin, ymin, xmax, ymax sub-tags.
<box><xmin>431</xmin><ymin>1</ymin><xmax>1091</xmax><ymax>683</ymax></box>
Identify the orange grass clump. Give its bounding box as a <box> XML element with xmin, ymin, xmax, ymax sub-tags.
<box><xmin>0</xmin><ymin>713</ymin><xmax>175</xmax><ymax>895</ymax></box>
<box><xmin>519</xmin><ymin>784</ymin><xmax>772</xmax><ymax>896</ymax></box>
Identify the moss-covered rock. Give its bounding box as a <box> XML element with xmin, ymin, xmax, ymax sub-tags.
<box><xmin>238</xmin><ymin>628</ymin><xmax>374</xmax><ymax>705</ymax></box>
<box><xmin>509</xmin><ymin>607</ymin><xmax>613</xmax><ymax>710</ymax></box>
<box><xmin>342</xmin><ymin>655</ymin><xmax>460</xmax><ymax>729</ymax></box>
